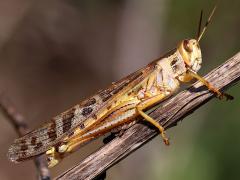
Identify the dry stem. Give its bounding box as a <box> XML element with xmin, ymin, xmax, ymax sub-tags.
<box><xmin>57</xmin><ymin>52</ymin><xmax>240</xmax><ymax>180</ymax></box>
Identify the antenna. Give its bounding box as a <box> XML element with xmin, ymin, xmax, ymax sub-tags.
<box><xmin>197</xmin><ymin>5</ymin><xmax>217</xmax><ymax>42</ymax></box>
<box><xmin>196</xmin><ymin>10</ymin><xmax>203</xmax><ymax>39</ymax></box>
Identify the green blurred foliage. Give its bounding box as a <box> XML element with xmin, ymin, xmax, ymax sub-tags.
<box><xmin>0</xmin><ymin>0</ymin><xmax>238</xmax><ymax>179</ymax></box>
<box><xmin>154</xmin><ymin>0</ymin><xmax>240</xmax><ymax>180</ymax></box>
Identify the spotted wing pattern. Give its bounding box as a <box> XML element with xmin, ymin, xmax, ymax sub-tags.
<box><xmin>8</xmin><ymin>61</ymin><xmax>156</xmax><ymax>162</ymax></box>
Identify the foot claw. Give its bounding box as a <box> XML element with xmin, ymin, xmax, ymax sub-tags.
<box><xmin>163</xmin><ymin>138</ymin><xmax>170</xmax><ymax>146</ymax></box>
<box><xmin>223</xmin><ymin>93</ymin><xmax>234</xmax><ymax>100</ymax></box>
<box><xmin>217</xmin><ymin>93</ymin><xmax>234</xmax><ymax>100</ymax></box>
<box><xmin>161</xmin><ymin>131</ymin><xmax>170</xmax><ymax>146</ymax></box>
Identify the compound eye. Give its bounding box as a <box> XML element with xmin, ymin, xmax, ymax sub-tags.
<box><xmin>183</xmin><ymin>40</ymin><xmax>193</xmax><ymax>52</ymax></box>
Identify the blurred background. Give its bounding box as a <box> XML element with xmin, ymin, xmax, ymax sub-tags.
<box><xmin>0</xmin><ymin>0</ymin><xmax>239</xmax><ymax>179</ymax></box>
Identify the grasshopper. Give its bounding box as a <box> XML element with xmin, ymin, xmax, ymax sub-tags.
<box><xmin>8</xmin><ymin>6</ymin><xmax>233</xmax><ymax>168</ymax></box>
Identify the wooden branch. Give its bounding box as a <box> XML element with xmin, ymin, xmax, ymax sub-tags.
<box><xmin>57</xmin><ymin>52</ymin><xmax>240</xmax><ymax>180</ymax></box>
<box><xmin>0</xmin><ymin>95</ymin><xmax>51</xmax><ymax>180</ymax></box>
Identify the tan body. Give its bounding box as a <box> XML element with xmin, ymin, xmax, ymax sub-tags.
<box><xmin>8</xmin><ymin>7</ymin><xmax>233</xmax><ymax>167</ymax></box>
<box><xmin>45</xmin><ymin>49</ymin><xmax>186</xmax><ymax>166</ymax></box>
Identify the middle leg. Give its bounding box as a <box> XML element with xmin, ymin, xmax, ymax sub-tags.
<box><xmin>136</xmin><ymin>93</ymin><xmax>170</xmax><ymax>145</ymax></box>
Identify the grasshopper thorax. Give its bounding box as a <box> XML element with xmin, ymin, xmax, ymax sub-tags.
<box><xmin>178</xmin><ymin>39</ymin><xmax>202</xmax><ymax>73</ymax></box>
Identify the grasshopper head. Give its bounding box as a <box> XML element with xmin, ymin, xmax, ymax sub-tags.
<box><xmin>178</xmin><ymin>39</ymin><xmax>202</xmax><ymax>72</ymax></box>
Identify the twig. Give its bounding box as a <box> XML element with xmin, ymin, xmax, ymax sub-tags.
<box><xmin>0</xmin><ymin>95</ymin><xmax>51</xmax><ymax>180</ymax></box>
<box><xmin>56</xmin><ymin>51</ymin><xmax>240</xmax><ymax>180</ymax></box>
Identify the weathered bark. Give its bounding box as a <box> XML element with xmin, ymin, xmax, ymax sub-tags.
<box><xmin>56</xmin><ymin>52</ymin><xmax>240</xmax><ymax>180</ymax></box>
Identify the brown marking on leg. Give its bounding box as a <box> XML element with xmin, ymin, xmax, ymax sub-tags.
<box><xmin>107</xmin><ymin>105</ymin><xmax>112</xmax><ymax>110</ymax></box>
<box><xmin>92</xmin><ymin>114</ymin><xmax>98</xmax><ymax>119</ymax></box>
